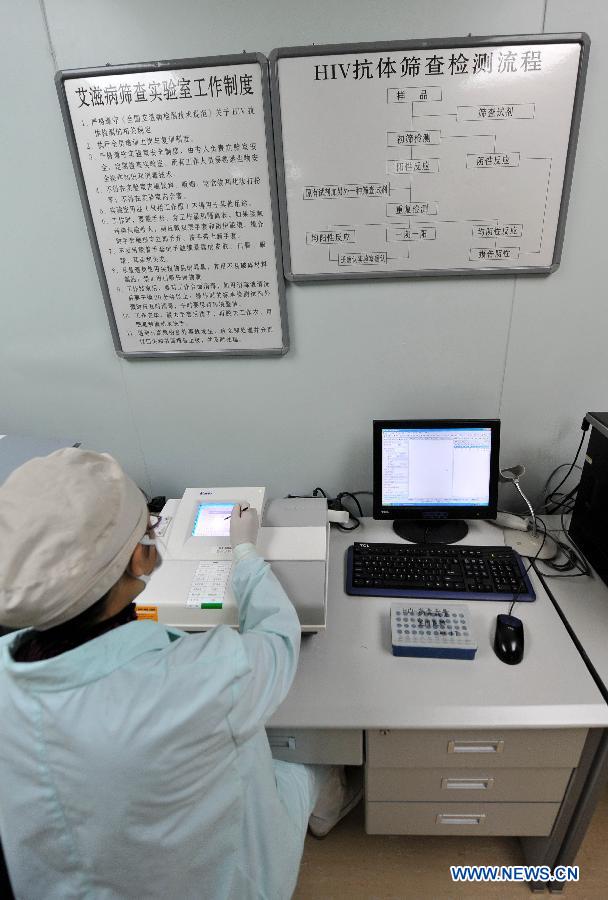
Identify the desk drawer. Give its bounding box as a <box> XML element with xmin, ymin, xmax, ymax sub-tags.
<box><xmin>366</xmin><ymin>767</ymin><xmax>573</xmax><ymax>803</ymax></box>
<box><xmin>365</xmin><ymin>801</ymin><xmax>560</xmax><ymax>836</ymax></box>
<box><xmin>266</xmin><ymin>728</ymin><xmax>363</xmax><ymax>764</ymax></box>
<box><xmin>366</xmin><ymin>729</ymin><xmax>586</xmax><ymax>769</ymax></box>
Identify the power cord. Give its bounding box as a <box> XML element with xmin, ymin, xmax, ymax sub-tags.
<box><xmin>538</xmin><ymin>418</ymin><xmax>589</xmax><ymax>515</ymax></box>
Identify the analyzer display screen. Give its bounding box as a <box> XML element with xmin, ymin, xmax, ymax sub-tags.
<box><xmin>381</xmin><ymin>427</ymin><xmax>492</xmax><ymax>507</ymax></box>
<box><xmin>191</xmin><ymin>503</ymin><xmax>234</xmax><ymax>537</ymax></box>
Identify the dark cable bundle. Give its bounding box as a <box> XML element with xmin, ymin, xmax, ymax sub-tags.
<box><xmin>331</xmin><ymin>491</ymin><xmax>366</xmax><ymax>532</ymax></box>
<box><xmin>534</xmin><ymin>514</ymin><xmax>590</xmax><ymax>578</ymax></box>
<box><xmin>534</xmin><ymin>417</ymin><xmax>592</xmax><ymax>576</ymax></box>
<box><xmin>539</xmin><ymin>419</ymin><xmax>589</xmax><ymax>515</ymax></box>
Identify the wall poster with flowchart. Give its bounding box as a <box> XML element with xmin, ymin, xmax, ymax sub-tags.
<box><xmin>270</xmin><ymin>35</ymin><xmax>589</xmax><ymax>280</ymax></box>
<box><xmin>56</xmin><ymin>55</ymin><xmax>288</xmax><ymax>357</ymax></box>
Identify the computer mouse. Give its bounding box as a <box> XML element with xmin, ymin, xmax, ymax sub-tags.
<box><xmin>493</xmin><ymin>614</ymin><xmax>524</xmax><ymax>665</ymax></box>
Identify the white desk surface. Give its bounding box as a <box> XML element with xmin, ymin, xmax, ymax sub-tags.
<box><xmin>270</xmin><ymin>519</ymin><xmax>608</xmax><ymax>732</ymax></box>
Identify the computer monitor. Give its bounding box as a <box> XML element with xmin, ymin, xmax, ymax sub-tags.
<box><xmin>373</xmin><ymin>419</ymin><xmax>500</xmax><ymax>543</ymax></box>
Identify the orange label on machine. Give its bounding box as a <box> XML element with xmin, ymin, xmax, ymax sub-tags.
<box><xmin>135</xmin><ymin>605</ymin><xmax>158</xmax><ymax>622</ymax></box>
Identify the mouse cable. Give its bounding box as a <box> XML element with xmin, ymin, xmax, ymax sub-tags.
<box><xmin>507</xmin><ymin>516</ymin><xmax>549</xmax><ymax>616</ymax></box>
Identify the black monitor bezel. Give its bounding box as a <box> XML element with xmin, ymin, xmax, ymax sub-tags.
<box><xmin>373</xmin><ymin>418</ymin><xmax>500</xmax><ymax>522</ymax></box>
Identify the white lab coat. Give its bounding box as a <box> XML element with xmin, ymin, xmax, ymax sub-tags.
<box><xmin>0</xmin><ymin>549</ymin><xmax>315</xmax><ymax>899</ymax></box>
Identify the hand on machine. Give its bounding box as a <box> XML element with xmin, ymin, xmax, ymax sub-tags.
<box><xmin>230</xmin><ymin>504</ymin><xmax>259</xmax><ymax>549</ymax></box>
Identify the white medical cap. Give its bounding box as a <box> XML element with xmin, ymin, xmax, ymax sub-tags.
<box><xmin>0</xmin><ymin>448</ymin><xmax>148</xmax><ymax>630</ymax></box>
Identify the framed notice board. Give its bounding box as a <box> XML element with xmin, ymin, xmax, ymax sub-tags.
<box><xmin>270</xmin><ymin>34</ymin><xmax>589</xmax><ymax>281</ymax></box>
<box><xmin>56</xmin><ymin>55</ymin><xmax>288</xmax><ymax>357</ymax></box>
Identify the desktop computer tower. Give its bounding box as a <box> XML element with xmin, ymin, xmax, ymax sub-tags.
<box><xmin>568</xmin><ymin>412</ymin><xmax>608</xmax><ymax>587</ymax></box>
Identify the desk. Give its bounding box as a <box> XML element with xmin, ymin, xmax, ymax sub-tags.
<box><xmin>532</xmin><ymin>528</ymin><xmax>608</xmax><ymax>890</ymax></box>
<box><xmin>268</xmin><ymin>518</ymin><xmax>608</xmax><ymax>888</ymax></box>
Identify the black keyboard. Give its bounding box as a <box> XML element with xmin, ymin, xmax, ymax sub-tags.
<box><xmin>346</xmin><ymin>542</ymin><xmax>535</xmax><ymax>602</ymax></box>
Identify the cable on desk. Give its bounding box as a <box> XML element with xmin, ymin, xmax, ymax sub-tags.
<box><xmin>507</xmin><ymin>517</ymin><xmax>548</xmax><ymax>616</ymax></box>
<box><xmin>532</xmin><ymin>513</ymin><xmax>591</xmax><ymax>579</ymax></box>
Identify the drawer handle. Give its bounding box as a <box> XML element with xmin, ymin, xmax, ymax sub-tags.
<box><xmin>447</xmin><ymin>739</ymin><xmax>504</xmax><ymax>754</ymax></box>
<box><xmin>441</xmin><ymin>777</ymin><xmax>495</xmax><ymax>791</ymax></box>
<box><xmin>436</xmin><ymin>813</ymin><xmax>486</xmax><ymax>826</ymax></box>
<box><xmin>268</xmin><ymin>736</ymin><xmax>296</xmax><ymax>750</ymax></box>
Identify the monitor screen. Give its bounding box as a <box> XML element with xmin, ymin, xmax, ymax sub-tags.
<box><xmin>381</xmin><ymin>426</ymin><xmax>491</xmax><ymax>507</ymax></box>
<box><xmin>373</xmin><ymin>419</ymin><xmax>500</xmax><ymax>533</ymax></box>
<box><xmin>191</xmin><ymin>502</ymin><xmax>234</xmax><ymax>538</ymax></box>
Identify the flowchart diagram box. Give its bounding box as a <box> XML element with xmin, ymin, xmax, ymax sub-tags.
<box><xmin>270</xmin><ymin>35</ymin><xmax>589</xmax><ymax>280</ymax></box>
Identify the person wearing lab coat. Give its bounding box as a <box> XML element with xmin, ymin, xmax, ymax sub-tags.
<box><xmin>0</xmin><ymin>449</ymin><xmax>360</xmax><ymax>900</ymax></box>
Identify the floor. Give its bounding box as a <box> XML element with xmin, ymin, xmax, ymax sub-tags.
<box><xmin>293</xmin><ymin>784</ymin><xmax>608</xmax><ymax>898</ymax></box>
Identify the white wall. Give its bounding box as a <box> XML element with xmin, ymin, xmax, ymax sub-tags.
<box><xmin>1</xmin><ymin>0</ymin><xmax>606</xmax><ymax>509</ymax></box>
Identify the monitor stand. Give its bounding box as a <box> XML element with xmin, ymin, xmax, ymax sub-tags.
<box><xmin>393</xmin><ymin>519</ymin><xmax>469</xmax><ymax>544</ymax></box>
